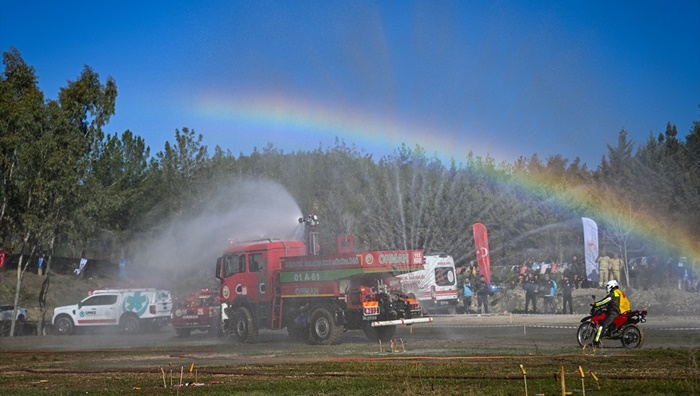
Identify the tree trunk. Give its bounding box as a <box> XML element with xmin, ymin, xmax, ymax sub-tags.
<box><xmin>10</xmin><ymin>230</ymin><xmax>36</xmax><ymax>336</ymax></box>
<box><xmin>38</xmin><ymin>273</ymin><xmax>50</xmax><ymax>336</ymax></box>
<box><xmin>10</xmin><ymin>255</ymin><xmax>25</xmax><ymax>337</ymax></box>
<box><xmin>46</xmin><ymin>236</ymin><xmax>55</xmax><ymax>274</ymax></box>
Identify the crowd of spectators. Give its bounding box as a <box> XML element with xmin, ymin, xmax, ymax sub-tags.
<box><xmin>455</xmin><ymin>254</ymin><xmax>698</xmax><ymax>315</ymax></box>
<box><xmin>506</xmin><ymin>254</ymin><xmax>699</xmax><ymax>314</ymax></box>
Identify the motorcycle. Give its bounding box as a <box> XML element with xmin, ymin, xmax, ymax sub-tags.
<box><xmin>576</xmin><ymin>295</ymin><xmax>647</xmax><ymax>348</ymax></box>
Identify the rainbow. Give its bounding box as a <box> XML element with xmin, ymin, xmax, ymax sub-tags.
<box><xmin>195</xmin><ymin>92</ymin><xmax>515</xmax><ymax>162</ymax></box>
<box><xmin>501</xmin><ymin>168</ymin><xmax>699</xmax><ymax>261</ymax></box>
<box><xmin>195</xmin><ymin>93</ymin><xmax>699</xmax><ymax>261</ymax></box>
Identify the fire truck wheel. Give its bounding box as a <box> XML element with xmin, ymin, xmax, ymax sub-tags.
<box><xmin>232</xmin><ymin>307</ymin><xmax>258</xmax><ymax>343</ymax></box>
<box><xmin>55</xmin><ymin>316</ymin><xmax>74</xmax><ymax>336</ymax></box>
<box><xmin>120</xmin><ymin>314</ymin><xmax>141</xmax><ymax>335</ymax></box>
<box><xmin>176</xmin><ymin>328</ymin><xmax>191</xmax><ymax>338</ymax></box>
<box><xmin>362</xmin><ymin>323</ymin><xmax>396</xmax><ymax>343</ymax></box>
<box><xmin>308</xmin><ymin>306</ymin><xmax>342</xmax><ymax>345</ymax></box>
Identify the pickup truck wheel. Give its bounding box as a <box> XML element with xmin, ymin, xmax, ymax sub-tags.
<box><xmin>363</xmin><ymin>323</ymin><xmax>396</xmax><ymax>343</ymax></box>
<box><xmin>55</xmin><ymin>316</ymin><xmax>74</xmax><ymax>336</ymax></box>
<box><xmin>309</xmin><ymin>307</ymin><xmax>343</xmax><ymax>345</ymax></box>
<box><xmin>120</xmin><ymin>314</ymin><xmax>140</xmax><ymax>335</ymax></box>
<box><xmin>232</xmin><ymin>307</ymin><xmax>258</xmax><ymax>343</ymax></box>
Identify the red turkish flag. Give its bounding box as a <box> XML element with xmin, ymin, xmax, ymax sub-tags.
<box><xmin>473</xmin><ymin>223</ymin><xmax>491</xmax><ymax>283</ymax></box>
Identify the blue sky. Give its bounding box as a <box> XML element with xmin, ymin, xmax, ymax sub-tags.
<box><xmin>2</xmin><ymin>1</ymin><xmax>699</xmax><ymax>166</ymax></box>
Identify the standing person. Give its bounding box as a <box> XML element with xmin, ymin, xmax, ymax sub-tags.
<box><xmin>563</xmin><ymin>263</ymin><xmax>576</xmax><ymax>286</ymax></box>
<box><xmin>462</xmin><ymin>278</ymin><xmax>473</xmax><ymax>314</ymax></box>
<box><xmin>596</xmin><ymin>251</ymin><xmax>611</xmax><ymax>288</ymax></box>
<box><xmin>475</xmin><ymin>275</ymin><xmax>490</xmax><ymax>314</ymax></box>
<box><xmin>628</xmin><ymin>259</ymin><xmax>639</xmax><ymax>289</ymax></box>
<box><xmin>543</xmin><ymin>273</ymin><xmax>557</xmax><ymax>314</ymax></box>
<box><xmin>609</xmin><ymin>253</ymin><xmax>623</xmax><ymax>285</ymax></box>
<box><xmin>570</xmin><ymin>255</ymin><xmax>584</xmax><ymax>289</ymax></box>
<box><xmin>562</xmin><ymin>276</ymin><xmax>574</xmax><ymax>314</ymax></box>
<box><xmin>37</xmin><ymin>253</ymin><xmax>45</xmax><ymax>275</ymax></box>
<box><xmin>523</xmin><ymin>273</ymin><xmax>538</xmax><ymax>313</ymax></box>
<box><xmin>591</xmin><ymin>280</ymin><xmax>630</xmax><ymax>346</ymax></box>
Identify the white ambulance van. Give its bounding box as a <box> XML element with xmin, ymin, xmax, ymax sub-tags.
<box><xmin>398</xmin><ymin>253</ymin><xmax>459</xmax><ymax>313</ymax></box>
<box><xmin>52</xmin><ymin>288</ymin><xmax>172</xmax><ymax>335</ymax></box>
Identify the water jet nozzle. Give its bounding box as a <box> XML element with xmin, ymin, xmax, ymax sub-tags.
<box><xmin>299</xmin><ymin>213</ymin><xmax>319</xmax><ymax>226</ymax></box>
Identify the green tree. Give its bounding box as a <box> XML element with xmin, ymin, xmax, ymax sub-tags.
<box><xmin>80</xmin><ymin>130</ymin><xmax>151</xmax><ymax>258</ymax></box>
<box><xmin>144</xmin><ymin>127</ymin><xmax>209</xmax><ymax>230</ymax></box>
<box><xmin>0</xmin><ymin>48</ymin><xmax>117</xmax><ymax>334</ymax></box>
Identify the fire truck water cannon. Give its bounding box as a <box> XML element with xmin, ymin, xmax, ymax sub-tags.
<box><xmin>215</xmin><ymin>215</ymin><xmax>432</xmax><ymax>345</ymax></box>
<box><xmin>298</xmin><ymin>213</ymin><xmax>319</xmax><ymax>226</ymax></box>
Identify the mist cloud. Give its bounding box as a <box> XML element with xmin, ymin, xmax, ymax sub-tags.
<box><xmin>129</xmin><ymin>178</ymin><xmax>304</xmax><ymax>276</ymax></box>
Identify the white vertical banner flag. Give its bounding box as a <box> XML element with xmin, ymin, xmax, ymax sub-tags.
<box><xmin>582</xmin><ymin>217</ymin><xmax>599</xmax><ymax>283</ymax></box>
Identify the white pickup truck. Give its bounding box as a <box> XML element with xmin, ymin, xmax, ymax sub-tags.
<box><xmin>52</xmin><ymin>288</ymin><xmax>172</xmax><ymax>335</ymax></box>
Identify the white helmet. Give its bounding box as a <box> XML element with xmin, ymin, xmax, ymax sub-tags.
<box><xmin>606</xmin><ymin>280</ymin><xmax>619</xmax><ymax>293</ymax></box>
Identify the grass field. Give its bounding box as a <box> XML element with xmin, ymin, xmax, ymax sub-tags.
<box><xmin>1</xmin><ymin>347</ymin><xmax>698</xmax><ymax>395</ymax></box>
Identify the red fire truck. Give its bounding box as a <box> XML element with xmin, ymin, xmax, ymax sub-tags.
<box><xmin>215</xmin><ymin>215</ymin><xmax>431</xmax><ymax>345</ymax></box>
<box><xmin>171</xmin><ymin>288</ymin><xmax>220</xmax><ymax>337</ymax></box>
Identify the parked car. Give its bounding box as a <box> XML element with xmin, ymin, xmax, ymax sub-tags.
<box><xmin>52</xmin><ymin>288</ymin><xmax>172</xmax><ymax>335</ymax></box>
<box><xmin>0</xmin><ymin>305</ymin><xmax>29</xmax><ymax>321</ymax></box>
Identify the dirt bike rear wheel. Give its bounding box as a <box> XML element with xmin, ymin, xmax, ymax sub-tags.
<box><xmin>576</xmin><ymin>322</ymin><xmax>596</xmax><ymax>347</ymax></box>
<box><xmin>620</xmin><ymin>324</ymin><xmax>644</xmax><ymax>348</ymax></box>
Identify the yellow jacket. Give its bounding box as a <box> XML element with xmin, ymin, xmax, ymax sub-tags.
<box><xmin>594</xmin><ymin>288</ymin><xmax>630</xmax><ymax>314</ymax></box>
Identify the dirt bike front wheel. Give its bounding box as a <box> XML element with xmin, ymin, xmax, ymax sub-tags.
<box><xmin>576</xmin><ymin>322</ymin><xmax>596</xmax><ymax>347</ymax></box>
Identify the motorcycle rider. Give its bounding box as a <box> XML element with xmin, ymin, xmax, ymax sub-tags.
<box><xmin>591</xmin><ymin>279</ymin><xmax>630</xmax><ymax>345</ymax></box>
